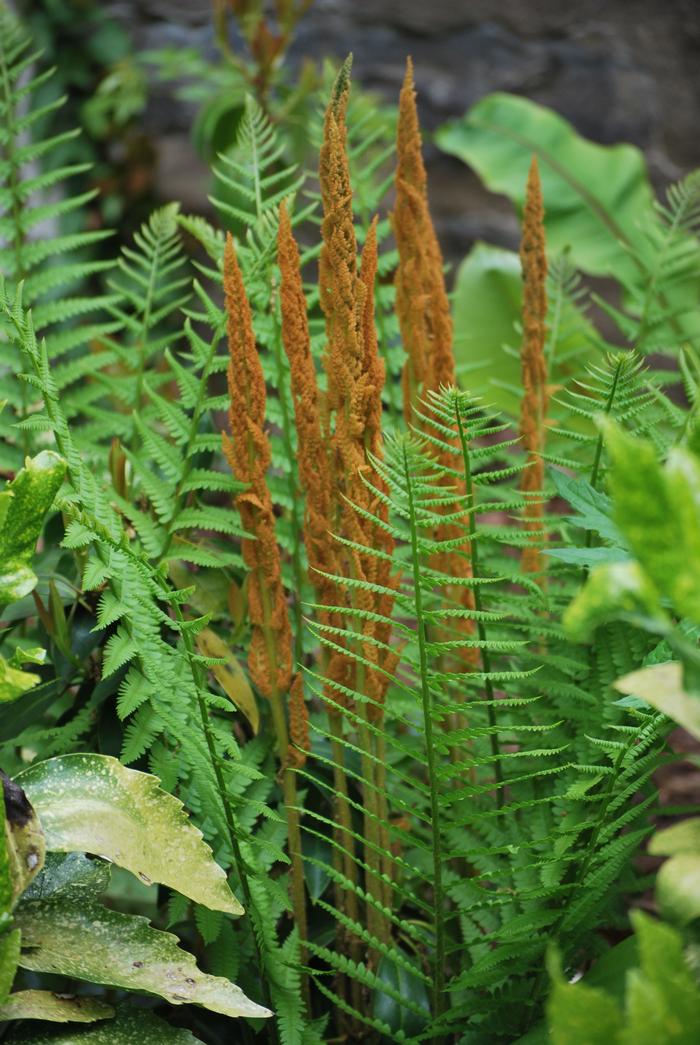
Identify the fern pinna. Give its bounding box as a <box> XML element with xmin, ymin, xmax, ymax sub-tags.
<box><xmin>0</xmin><ymin>5</ymin><xmax>117</xmax><ymax>469</ymax></box>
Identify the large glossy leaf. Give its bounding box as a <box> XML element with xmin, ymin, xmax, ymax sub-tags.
<box><xmin>436</xmin><ymin>93</ymin><xmax>654</xmax><ymax>285</ymax></box>
<box><xmin>451</xmin><ymin>242</ymin><xmax>521</xmax><ymax>413</ymax></box>
<box><xmin>3</xmin><ymin>1006</ymin><xmax>203</xmax><ymax>1043</ymax></box>
<box><xmin>0</xmin><ymin>451</ymin><xmax>65</xmax><ymax>608</ymax></box>
<box><xmin>0</xmin><ymin>990</ymin><xmax>113</xmax><ymax>1023</ymax></box>
<box><xmin>15</xmin><ymin>754</ymin><xmax>243</xmax><ymax>915</ymax></box>
<box><xmin>2</xmin><ymin>773</ymin><xmax>45</xmax><ymax>907</ymax></box>
<box><xmin>14</xmin><ymin>854</ymin><xmax>271</xmax><ymax>1020</ymax></box>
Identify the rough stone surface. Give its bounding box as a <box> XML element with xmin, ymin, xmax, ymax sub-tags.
<box><xmin>115</xmin><ymin>0</ymin><xmax>700</xmax><ymax>266</ymax></box>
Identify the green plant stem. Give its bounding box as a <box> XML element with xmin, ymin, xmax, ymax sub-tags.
<box><xmin>402</xmin><ymin>440</ymin><xmax>446</xmax><ymax>1023</ymax></box>
<box><xmin>588</xmin><ymin>354</ymin><xmax>624</xmax><ymax>493</ymax></box>
<box><xmin>454</xmin><ymin>402</ymin><xmax>504</xmax><ymax>807</ymax></box>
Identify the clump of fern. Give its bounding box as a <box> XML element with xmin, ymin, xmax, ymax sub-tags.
<box><xmin>1</xmin><ymin>8</ymin><xmax>691</xmax><ymax>1043</ymax></box>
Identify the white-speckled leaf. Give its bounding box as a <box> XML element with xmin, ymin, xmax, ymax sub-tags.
<box><xmin>0</xmin><ymin>990</ymin><xmax>113</xmax><ymax>1023</ymax></box>
<box><xmin>14</xmin><ymin>886</ymin><xmax>271</xmax><ymax>1019</ymax></box>
<box><xmin>3</xmin><ymin>1005</ymin><xmax>203</xmax><ymax>1043</ymax></box>
<box><xmin>15</xmin><ymin>755</ymin><xmax>242</xmax><ymax>915</ymax></box>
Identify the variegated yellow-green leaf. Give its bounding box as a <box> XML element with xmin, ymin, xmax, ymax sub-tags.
<box><xmin>564</xmin><ymin>561</ymin><xmax>667</xmax><ymax>642</ymax></box>
<box><xmin>2</xmin><ymin>773</ymin><xmax>45</xmax><ymax>907</ymax></box>
<box><xmin>15</xmin><ymin>755</ymin><xmax>243</xmax><ymax>915</ymax></box>
<box><xmin>3</xmin><ymin>1005</ymin><xmax>203</xmax><ymax>1043</ymax></box>
<box><xmin>195</xmin><ymin>627</ymin><xmax>259</xmax><ymax>733</ymax></box>
<box><xmin>0</xmin><ymin>646</ymin><xmax>45</xmax><ymax>704</ymax></box>
<box><xmin>614</xmin><ymin>662</ymin><xmax>700</xmax><ymax>740</ymax></box>
<box><xmin>0</xmin><ymin>990</ymin><xmax>113</xmax><ymax>1023</ymax></box>
<box><xmin>602</xmin><ymin>420</ymin><xmax>700</xmax><ymax>625</ymax></box>
<box><xmin>0</xmin><ymin>451</ymin><xmax>65</xmax><ymax>608</ymax></box>
<box><xmin>14</xmin><ymin>858</ymin><xmax>270</xmax><ymax>1020</ymax></box>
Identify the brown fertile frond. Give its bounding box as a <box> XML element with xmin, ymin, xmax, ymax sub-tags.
<box><xmin>277</xmin><ymin>201</ymin><xmax>338</xmax><ymax>600</ymax></box>
<box><xmin>222</xmin><ymin>232</ymin><xmax>292</xmax><ymax>698</ymax></box>
<box><xmin>287</xmin><ymin>673</ymin><xmax>309</xmax><ymax>768</ymax></box>
<box><xmin>518</xmin><ymin>156</ymin><xmax>548</xmax><ymax>575</ymax></box>
<box><xmin>317</xmin><ymin>64</ymin><xmax>399</xmax><ymax>707</ymax></box>
<box><xmin>394</xmin><ymin>56</ymin><xmax>455</xmax><ymax>421</ymax></box>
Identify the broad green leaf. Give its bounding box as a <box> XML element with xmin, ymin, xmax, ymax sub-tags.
<box><xmin>436</xmin><ymin>93</ymin><xmax>654</xmax><ymax>284</ymax></box>
<box><xmin>0</xmin><ymin>646</ymin><xmax>46</xmax><ymax>704</ymax></box>
<box><xmin>650</xmin><ymin>817</ymin><xmax>700</xmax><ymax>857</ymax></box>
<box><xmin>195</xmin><ymin>627</ymin><xmax>259</xmax><ymax>733</ymax></box>
<box><xmin>614</xmin><ymin>663</ymin><xmax>700</xmax><ymax>740</ymax></box>
<box><xmin>373</xmin><ymin>952</ymin><xmax>430</xmax><ymax>1038</ymax></box>
<box><xmin>603</xmin><ymin>421</ymin><xmax>700</xmax><ymax>624</ymax></box>
<box><xmin>14</xmin><ymin>861</ymin><xmax>270</xmax><ymax>1019</ymax></box>
<box><xmin>649</xmin><ymin>813</ymin><xmax>700</xmax><ymax>926</ymax></box>
<box><xmin>15</xmin><ymin>755</ymin><xmax>243</xmax><ymax>916</ymax></box>
<box><xmin>0</xmin><ymin>990</ymin><xmax>113</xmax><ymax>1023</ymax></box>
<box><xmin>564</xmin><ymin>561</ymin><xmax>667</xmax><ymax>642</ymax></box>
<box><xmin>654</xmin><ymin>853</ymin><xmax>700</xmax><ymax>926</ymax></box>
<box><xmin>622</xmin><ymin>911</ymin><xmax>700</xmax><ymax>1043</ymax></box>
<box><xmin>0</xmin><ymin>451</ymin><xmax>65</xmax><ymax>608</ymax></box>
<box><xmin>546</xmin><ymin>947</ymin><xmax>623</xmax><ymax>1044</ymax></box>
<box><xmin>3</xmin><ymin>1005</ymin><xmax>203</xmax><ymax>1043</ymax></box>
<box><xmin>451</xmin><ymin>242</ymin><xmax>522</xmax><ymax>414</ymax></box>
<box><xmin>0</xmin><ymin>929</ymin><xmax>20</xmax><ymax>1007</ymax></box>
<box><xmin>2</xmin><ymin>773</ymin><xmax>45</xmax><ymax>906</ymax></box>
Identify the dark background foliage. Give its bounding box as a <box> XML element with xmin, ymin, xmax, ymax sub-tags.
<box><xmin>17</xmin><ymin>0</ymin><xmax>700</xmax><ymax>268</ymax></box>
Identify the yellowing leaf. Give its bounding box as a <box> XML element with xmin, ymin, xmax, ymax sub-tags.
<box><xmin>614</xmin><ymin>662</ymin><xmax>700</xmax><ymax>740</ymax></box>
<box><xmin>0</xmin><ymin>990</ymin><xmax>113</xmax><ymax>1023</ymax></box>
<box><xmin>195</xmin><ymin>627</ymin><xmax>259</xmax><ymax>734</ymax></box>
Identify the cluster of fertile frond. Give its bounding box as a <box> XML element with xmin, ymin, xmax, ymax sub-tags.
<box><xmin>1</xmin><ymin>18</ymin><xmax>684</xmax><ymax>1042</ymax></box>
<box><xmin>223</xmin><ymin>233</ymin><xmax>292</xmax><ymax>701</ymax></box>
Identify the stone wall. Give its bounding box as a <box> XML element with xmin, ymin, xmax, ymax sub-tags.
<box><xmin>126</xmin><ymin>0</ymin><xmax>700</xmax><ymax>267</ymax></box>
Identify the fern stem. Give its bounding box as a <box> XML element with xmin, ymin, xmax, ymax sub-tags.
<box><xmin>402</xmin><ymin>440</ymin><xmax>446</xmax><ymax>1021</ymax></box>
<box><xmin>588</xmin><ymin>354</ymin><xmax>624</xmax><ymax>492</ymax></box>
<box><xmin>257</xmin><ymin>578</ymin><xmax>311</xmax><ymax>1012</ymax></box>
<box><xmin>454</xmin><ymin>401</ymin><xmax>504</xmax><ymax>807</ymax></box>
